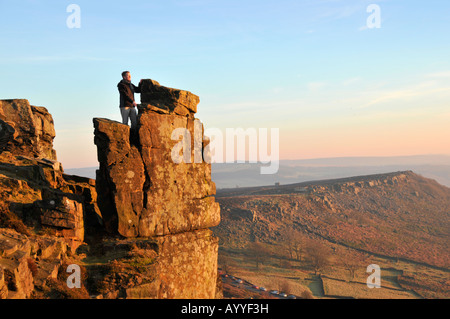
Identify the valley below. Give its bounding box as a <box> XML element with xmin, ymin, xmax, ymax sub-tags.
<box><xmin>212</xmin><ymin>171</ymin><xmax>450</xmax><ymax>299</ymax></box>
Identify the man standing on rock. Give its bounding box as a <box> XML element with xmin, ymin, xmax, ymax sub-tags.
<box><xmin>118</xmin><ymin>71</ymin><xmax>142</xmax><ymax>131</ymax></box>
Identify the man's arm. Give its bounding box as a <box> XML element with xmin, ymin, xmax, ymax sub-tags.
<box><xmin>133</xmin><ymin>80</ymin><xmax>143</xmax><ymax>93</ymax></box>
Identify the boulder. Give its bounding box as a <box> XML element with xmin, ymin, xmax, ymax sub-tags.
<box><xmin>0</xmin><ymin>227</ymin><xmax>72</xmax><ymax>298</ymax></box>
<box><xmin>0</xmin><ymin>257</ymin><xmax>34</xmax><ymax>299</ymax></box>
<box><xmin>32</xmin><ymin>260</ymin><xmax>60</xmax><ymax>290</ymax></box>
<box><xmin>0</xmin><ymin>99</ymin><xmax>56</xmax><ymax>160</ymax></box>
<box><xmin>139</xmin><ymin>79</ymin><xmax>200</xmax><ymax>116</ymax></box>
<box><xmin>36</xmin><ymin>192</ymin><xmax>85</xmax><ymax>245</ymax></box>
<box><xmin>0</xmin><ymin>152</ymin><xmax>96</xmax><ymax>251</ymax></box>
<box><xmin>0</xmin><ymin>229</ymin><xmax>34</xmax><ymax>299</ymax></box>
<box><xmin>0</xmin><ymin>229</ymin><xmax>31</xmax><ymax>258</ymax></box>
<box><xmin>35</xmin><ymin>236</ymin><xmax>67</xmax><ymax>260</ymax></box>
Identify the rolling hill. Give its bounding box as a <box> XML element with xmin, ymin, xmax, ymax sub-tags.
<box><xmin>212</xmin><ymin>171</ymin><xmax>450</xmax><ymax>299</ymax></box>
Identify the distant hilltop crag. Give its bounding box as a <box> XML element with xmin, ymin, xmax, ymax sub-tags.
<box><xmin>215</xmin><ymin>170</ymin><xmax>450</xmax><ymax>269</ymax></box>
<box><xmin>0</xmin><ymin>79</ymin><xmax>221</xmax><ymax>299</ymax></box>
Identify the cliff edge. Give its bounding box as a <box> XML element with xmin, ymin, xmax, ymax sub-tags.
<box><xmin>0</xmin><ymin>79</ymin><xmax>221</xmax><ymax>299</ymax></box>
<box><xmin>93</xmin><ymin>79</ymin><xmax>220</xmax><ymax>237</ymax></box>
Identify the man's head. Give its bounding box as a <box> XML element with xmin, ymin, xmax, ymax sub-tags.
<box><xmin>122</xmin><ymin>71</ymin><xmax>131</xmax><ymax>82</ymax></box>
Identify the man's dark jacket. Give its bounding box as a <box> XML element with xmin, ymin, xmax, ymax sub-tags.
<box><xmin>118</xmin><ymin>79</ymin><xmax>141</xmax><ymax>108</ymax></box>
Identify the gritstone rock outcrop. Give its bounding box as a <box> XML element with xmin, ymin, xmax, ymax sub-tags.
<box><xmin>92</xmin><ymin>79</ymin><xmax>221</xmax><ymax>298</ymax></box>
<box><xmin>0</xmin><ymin>100</ymin><xmax>99</xmax><ymax>251</ymax></box>
<box><xmin>0</xmin><ymin>99</ymin><xmax>57</xmax><ymax>161</ymax></box>
<box><xmin>0</xmin><ymin>79</ymin><xmax>221</xmax><ymax>299</ymax></box>
<box><xmin>0</xmin><ymin>99</ymin><xmax>100</xmax><ymax>299</ymax></box>
<box><xmin>93</xmin><ymin>79</ymin><xmax>220</xmax><ymax>238</ymax></box>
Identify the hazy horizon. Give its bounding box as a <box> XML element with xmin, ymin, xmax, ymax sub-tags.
<box><xmin>65</xmin><ymin>153</ymin><xmax>450</xmax><ymax>189</ymax></box>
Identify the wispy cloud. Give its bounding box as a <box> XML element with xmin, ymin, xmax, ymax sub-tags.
<box><xmin>307</xmin><ymin>81</ymin><xmax>327</xmax><ymax>92</ymax></box>
<box><xmin>358</xmin><ymin>25</ymin><xmax>368</xmax><ymax>31</ymax></box>
<box><xmin>426</xmin><ymin>71</ymin><xmax>450</xmax><ymax>78</ymax></box>
<box><xmin>315</xmin><ymin>2</ymin><xmax>364</xmax><ymax>21</ymax></box>
<box><xmin>361</xmin><ymin>85</ymin><xmax>450</xmax><ymax>109</ymax></box>
<box><xmin>0</xmin><ymin>55</ymin><xmax>113</xmax><ymax>63</ymax></box>
<box><xmin>342</xmin><ymin>77</ymin><xmax>362</xmax><ymax>86</ymax></box>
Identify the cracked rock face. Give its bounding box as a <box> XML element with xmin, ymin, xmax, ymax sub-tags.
<box><xmin>94</xmin><ymin>118</ymin><xmax>146</xmax><ymax>237</ymax></box>
<box><xmin>93</xmin><ymin>80</ymin><xmax>220</xmax><ymax>238</ymax></box>
<box><xmin>139</xmin><ymin>79</ymin><xmax>200</xmax><ymax>116</ymax></box>
<box><xmin>0</xmin><ymin>98</ymin><xmax>100</xmax><ymax>252</ymax></box>
<box><xmin>0</xmin><ymin>100</ymin><xmax>56</xmax><ymax>160</ymax></box>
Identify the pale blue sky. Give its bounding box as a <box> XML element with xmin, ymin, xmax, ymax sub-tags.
<box><xmin>1</xmin><ymin>0</ymin><xmax>449</xmax><ymax>167</ymax></box>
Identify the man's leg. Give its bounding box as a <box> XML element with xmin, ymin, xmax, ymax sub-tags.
<box><xmin>129</xmin><ymin>107</ymin><xmax>138</xmax><ymax>131</ymax></box>
<box><xmin>120</xmin><ymin>107</ymin><xmax>130</xmax><ymax>125</ymax></box>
